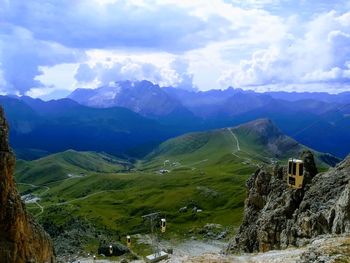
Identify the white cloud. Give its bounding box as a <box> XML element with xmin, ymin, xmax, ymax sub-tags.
<box><xmin>1</xmin><ymin>0</ymin><xmax>234</xmax><ymax>52</ymax></box>
<box><xmin>229</xmin><ymin>0</ymin><xmax>281</xmax><ymax>8</ymax></box>
<box><xmin>0</xmin><ymin>25</ymin><xmax>85</xmax><ymax>95</ymax></box>
<box><xmin>1</xmin><ymin>0</ymin><xmax>350</xmax><ymax>97</ymax></box>
<box><xmin>0</xmin><ymin>0</ymin><xmax>294</xmax><ymax>95</ymax></box>
<box><xmin>74</xmin><ymin>59</ymin><xmax>185</xmax><ymax>88</ymax></box>
<box><xmin>219</xmin><ymin>10</ymin><xmax>350</xmax><ymax>92</ymax></box>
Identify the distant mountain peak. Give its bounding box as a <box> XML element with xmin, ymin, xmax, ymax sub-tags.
<box><xmin>238</xmin><ymin>118</ymin><xmax>275</xmax><ymax>128</ymax></box>
<box><xmin>231</xmin><ymin>118</ymin><xmax>301</xmax><ymax>158</ymax></box>
<box><xmin>68</xmin><ymin>80</ymin><xmax>190</xmax><ymax>117</ymax></box>
<box><xmin>235</xmin><ymin>118</ymin><xmax>282</xmax><ymax>138</ymax></box>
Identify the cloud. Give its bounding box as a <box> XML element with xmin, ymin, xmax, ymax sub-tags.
<box><xmin>219</xmin><ymin>11</ymin><xmax>350</xmax><ymax>92</ymax></box>
<box><xmin>1</xmin><ymin>0</ymin><xmax>233</xmax><ymax>52</ymax></box>
<box><xmin>0</xmin><ymin>0</ymin><xmax>295</xmax><ymax>95</ymax></box>
<box><xmin>229</xmin><ymin>0</ymin><xmax>282</xmax><ymax>9</ymax></box>
<box><xmin>74</xmin><ymin>56</ymin><xmax>197</xmax><ymax>90</ymax></box>
<box><xmin>74</xmin><ymin>59</ymin><xmax>178</xmax><ymax>87</ymax></box>
<box><xmin>0</xmin><ymin>25</ymin><xmax>85</xmax><ymax>95</ymax></box>
<box><xmin>1</xmin><ymin>0</ymin><xmax>350</xmax><ymax>96</ymax></box>
<box><xmin>75</xmin><ymin>63</ymin><xmax>97</xmax><ymax>83</ymax></box>
<box><xmin>169</xmin><ymin>58</ymin><xmax>196</xmax><ymax>90</ymax></box>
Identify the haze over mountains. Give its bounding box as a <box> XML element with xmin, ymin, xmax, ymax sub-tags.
<box><xmin>1</xmin><ymin>80</ymin><xmax>350</xmax><ymax>160</ymax></box>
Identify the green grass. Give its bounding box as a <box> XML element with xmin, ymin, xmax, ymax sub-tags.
<box><xmin>15</xmin><ymin>150</ymin><xmax>131</xmax><ymax>185</ymax></box>
<box><xmin>14</xmin><ymin>121</ymin><xmax>336</xmax><ymax>255</ymax></box>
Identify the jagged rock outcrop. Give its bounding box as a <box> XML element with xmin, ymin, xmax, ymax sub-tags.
<box><xmin>228</xmin><ymin>150</ymin><xmax>350</xmax><ymax>253</ymax></box>
<box><xmin>0</xmin><ymin>107</ymin><xmax>55</xmax><ymax>262</ymax></box>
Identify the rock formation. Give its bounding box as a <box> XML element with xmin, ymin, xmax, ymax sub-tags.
<box><xmin>0</xmin><ymin>107</ymin><xmax>55</xmax><ymax>262</ymax></box>
<box><xmin>228</xmin><ymin>150</ymin><xmax>350</xmax><ymax>253</ymax></box>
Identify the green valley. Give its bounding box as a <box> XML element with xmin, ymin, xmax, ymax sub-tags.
<box><xmin>15</xmin><ymin>119</ymin><xmax>338</xmax><ymax>257</ymax></box>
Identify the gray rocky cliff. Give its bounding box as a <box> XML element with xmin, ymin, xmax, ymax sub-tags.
<box><xmin>228</xmin><ymin>150</ymin><xmax>350</xmax><ymax>253</ymax></box>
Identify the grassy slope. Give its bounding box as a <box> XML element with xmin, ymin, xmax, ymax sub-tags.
<box><xmin>18</xmin><ymin>127</ymin><xmax>253</xmax><ymax>230</ymax></box>
<box><xmin>14</xmin><ymin>119</ymin><xmax>337</xmax><ymax>255</ymax></box>
<box><xmin>16</xmin><ymin>150</ymin><xmax>131</xmax><ymax>184</ymax></box>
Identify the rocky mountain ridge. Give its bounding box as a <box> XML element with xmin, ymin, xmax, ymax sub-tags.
<box><xmin>0</xmin><ymin>107</ymin><xmax>55</xmax><ymax>263</ymax></box>
<box><xmin>67</xmin><ymin>82</ymin><xmax>350</xmax><ymax>158</ymax></box>
<box><xmin>228</xmin><ymin>150</ymin><xmax>350</xmax><ymax>253</ymax></box>
<box><xmin>68</xmin><ymin>80</ymin><xmax>191</xmax><ymax>118</ymax></box>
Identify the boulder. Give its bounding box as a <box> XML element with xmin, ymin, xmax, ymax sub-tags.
<box><xmin>98</xmin><ymin>243</ymin><xmax>129</xmax><ymax>256</ymax></box>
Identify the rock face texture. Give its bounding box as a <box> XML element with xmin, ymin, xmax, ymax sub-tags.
<box><xmin>228</xmin><ymin>150</ymin><xmax>350</xmax><ymax>253</ymax></box>
<box><xmin>0</xmin><ymin>107</ymin><xmax>55</xmax><ymax>263</ymax></box>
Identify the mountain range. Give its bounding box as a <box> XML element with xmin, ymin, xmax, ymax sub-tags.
<box><xmin>69</xmin><ymin>81</ymin><xmax>350</xmax><ymax>158</ymax></box>
<box><xmin>1</xmin><ymin>80</ymin><xmax>349</xmax><ymax>160</ymax></box>
<box><xmin>0</xmin><ymin>95</ymin><xmax>173</xmax><ymax>160</ymax></box>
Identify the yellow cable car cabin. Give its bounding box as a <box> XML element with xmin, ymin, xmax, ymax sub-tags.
<box><xmin>287</xmin><ymin>158</ymin><xmax>304</xmax><ymax>189</ymax></box>
<box><xmin>161</xmin><ymin>218</ymin><xmax>166</xmax><ymax>233</ymax></box>
<box><xmin>109</xmin><ymin>245</ymin><xmax>113</xmax><ymax>255</ymax></box>
<box><xmin>126</xmin><ymin>235</ymin><xmax>131</xmax><ymax>247</ymax></box>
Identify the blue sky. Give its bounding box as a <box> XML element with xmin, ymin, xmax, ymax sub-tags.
<box><xmin>0</xmin><ymin>0</ymin><xmax>350</xmax><ymax>99</ymax></box>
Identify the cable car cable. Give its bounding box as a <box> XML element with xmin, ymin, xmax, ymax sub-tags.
<box><xmin>291</xmin><ymin>102</ymin><xmax>350</xmax><ymax>138</ymax></box>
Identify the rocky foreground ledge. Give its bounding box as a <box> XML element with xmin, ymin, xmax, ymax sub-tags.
<box><xmin>175</xmin><ymin>234</ymin><xmax>350</xmax><ymax>263</ymax></box>
<box><xmin>0</xmin><ymin>107</ymin><xmax>55</xmax><ymax>263</ymax></box>
<box><xmin>228</xmin><ymin>150</ymin><xmax>350</xmax><ymax>254</ymax></box>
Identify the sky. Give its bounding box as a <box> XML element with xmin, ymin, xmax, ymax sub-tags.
<box><xmin>0</xmin><ymin>0</ymin><xmax>350</xmax><ymax>99</ymax></box>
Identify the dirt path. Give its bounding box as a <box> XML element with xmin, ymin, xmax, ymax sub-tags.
<box><xmin>34</xmin><ymin>201</ymin><xmax>44</xmax><ymax>216</ymax></box>
<box><xmin>19</xmin><ymin>175</ymin><xmax>94</xmax><ymax>217</ymax></box>
<box><xmin>18</xmin><ymin>182</ymin><xmax>50</xmax><ymax>196</ymax></box>
<box><xmin>20</xmin><ymin>181</ymin><xmax>123</xmax><ymax>216</ymax></box>
<box><xmin>19</xmin><ymin>182</ymin><xmax>49</xmax><ymax>216</ymax></box>
<box><xmin>48</xmin><ymin>189</ymin><xmax>123</xmax><ymax>207</ymax></box>
<box><xmin>177</xmin><ymin>159</ymin><xmax>209</xmax><ymax>170</ymax></box>
<box><xmin>227</xmin><ymin>128</ymin><xmax>240</xmax><ymax>151</ymax></box>
<box><xmin>226</xmin><ymin>129</ymin><xmax>261</xmax><ymax>169</ymax></box>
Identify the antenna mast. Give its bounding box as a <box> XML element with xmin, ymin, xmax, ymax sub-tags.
<box><xmin>142</xmin><ymin>212</ymin><xmax>161</xmax><ymax>257</ymax></box>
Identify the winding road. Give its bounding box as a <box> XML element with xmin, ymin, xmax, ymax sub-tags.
<box><xmin>34</xmin><ymin>201</ymin><xmax>44</xmax><ymax>216</ymax></box>
<box><xmin>227</xmin><ymin>128</ymin><xmax>240</xmax><ymax>151</ymax></box>
<box><xmin>226</xmin><ymin>128</ymin><xmax>262</xmax><ymax>168</ymax></box>
<box><xmin>49</xmin><ymin>189</ymin><xmax>123</xmax><ymax>207</ymax></box>
<box><xmin>18</xmin><ymin>176</ymin><xmax>114</xmax><ymax>217</ymax></box>
<box><xmin>18</xmin><ymin>182</ymin><xmax>50</xmax><ymax>196</ymax></box>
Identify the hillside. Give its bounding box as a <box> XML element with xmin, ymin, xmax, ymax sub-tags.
<box><xmin>13</xmin><ymin>118</ymin><xmax>340</xmax><ymax>259</ymax></box>
<box><xmin>16</xmin><ymin>150</ymin><xmax>132</xmax><ymax>185</ymax></box>
<box><xmin>165</xmin><ymin>88</ymin><xmax>350</xmax><ymax>158</ymax></box>
<box><xmin>0</xmin><ymin>96</ymin><xmax>174</xmax><ymax>160</ymax></box>
<box><xmin>144</xmin><ymin>119</ymin><xmax>338</xmax><ymax>169</ymax></box>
